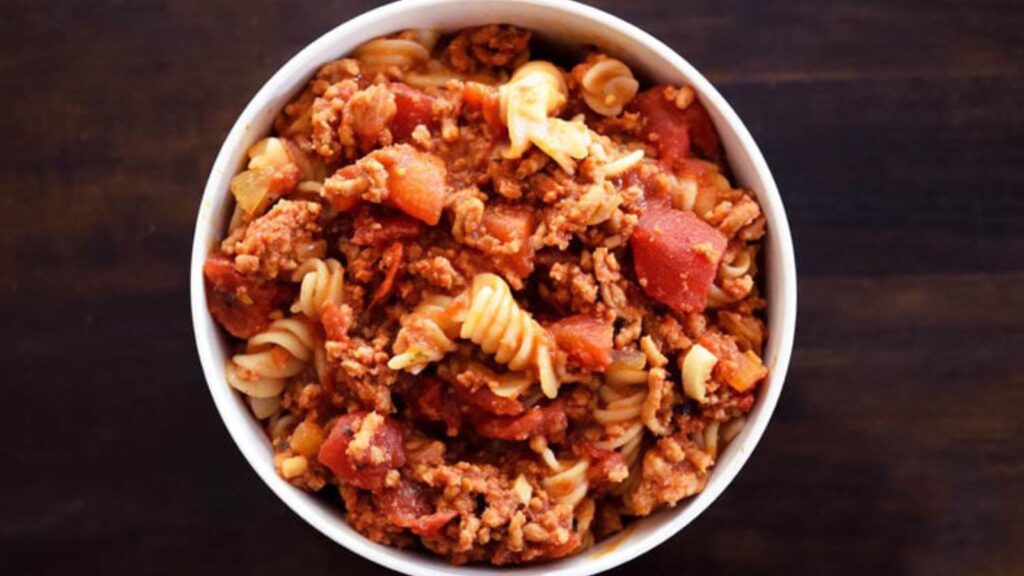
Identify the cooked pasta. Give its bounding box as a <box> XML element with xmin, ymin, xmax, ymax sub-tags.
<box><xmin>354</xmin><ymin>37</ymin><xmax>431</xmax><ymax>72</ymax></box>
<box><xmin>225</xmin><ymin>317</ymin><xmax>316</xmax><ymax>418</ymax></box>
<box><xmin>579</xmin><ymin>56</ymin><xmax>639</xmax><ymax>117</ymax></box>
<box><xmin>460</xmin><ymin>273</ymin><xmax>557</xmax><ymax>398</ymax></box>
<box><xmin>204</xmin><ymin>24</ymin><xmax>770</xmax><ymax>566</ymax></box>
<box><xmin>594</xmin><ymin>350</ymin><xmax>648</xmax><ymax>469</ymax></box>
<box><xmin>290</xmin><ymin>257</ymin><xmax>344</xmax><ymax>319</ymax></box>
<box><xmin>388</xmin><ymin>294</ymin><xmax>462</xmax><ymax>373</ymax></box>
<box><xmin>543</xmin><ymin>458</ymin><xmax>590</xmax><ymax>509</ymax></box>
<box><xmin>499</xmin><ymin>61</ymin><xmax>591</xmax><ymax>172</ymax></box>
<box><xmin>681</xmin><ymin>343</ymin><xmax>718</xmax><ymax>402</ymax></box>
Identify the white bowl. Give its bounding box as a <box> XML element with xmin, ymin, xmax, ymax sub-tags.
<box><xmin>190</xmin><ymin>0</ymin><xmax>797</xmax><ymax>574</ymax></box>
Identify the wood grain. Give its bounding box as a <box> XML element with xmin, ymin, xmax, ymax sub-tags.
<box><xmin>2</xmin><ymin>1</ymin><xmax>1022</xmax><ymax>575</ymax></box>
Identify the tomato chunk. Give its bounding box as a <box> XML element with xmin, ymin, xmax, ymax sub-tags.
<box><xmin>321</xmin><ymin>302</ymin><xmax>352</xmax><ymax>342</ymax></box>
<box><xmin>482</xmin><ymin>205</ymin><xmax>535</xmax><ymax>277</ymax></box>
<box><xmin>375</xmin><ymin>479</ymin><xmax>458</xmax><ymax>538</ymax></box>
<box><xmin>317</xmin><ymin>411</ymin><xmax>406</xmax><ymax>491</ymax></box>
<box><xmin>383</xmin><ymin>147</ymin><xmax>449</xmax><ymax>225</ymax></box>
<box><xmin>462</xmin><ymin>81</ymin><xmax>503</xmax><ymax>136</ymax></box>
<box><xmin>549</xmin><ymin>314</ymin><xmax>613</xmax><ymax>370</ymax></box>
<box><xmin>408</xmin><ymin>377</ymin><xmax>463</xmax><ymax>435</ymax></box>
<box><xmin>203</xmin><ymin>253</ymin><xmax>289</xmax><ymax>338</ymax></box>
<box><xmin>632</xmin><ymin>204</ymin><xmax>727</xmax><ymax>314</ymax></box>
<box><xmin>389</xmin><ymin>83</ymin><xmax>438</xmax><ymax>142</ymax></box>
<box><xmin>321</xmin><ymin>145</ymin><xmax>449</xmax><ymax>224</ymax></box>
<box><xmin>472</xmin><ymin>403</ymin><xmax>567</xmax><ymax>442</ymax></box>
<box><xmin>699</xmin><ymin>332</ymin><xmax>768</xmax><ymax>392</ymax></box>
<box><xmin>351</xmin><ymin>208</ymin><xmax>424</xmax><ymax>246</ymax></box>
<box><xmin>631</xmin><ymin>85</ymin><xmax>722</xmax><ymax>167</ymax></box>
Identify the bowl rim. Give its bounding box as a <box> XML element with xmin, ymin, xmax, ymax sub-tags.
<box><xmin>190</xmin><ymin>0</ymin><xmax>798</xmax><ymax>574</ymax></box>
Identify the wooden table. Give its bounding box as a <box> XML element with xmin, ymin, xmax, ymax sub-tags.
<box><xmin>4</xmin><ymin>1</ymin><xmax>1022</xmax><ymax>574</ymax></box>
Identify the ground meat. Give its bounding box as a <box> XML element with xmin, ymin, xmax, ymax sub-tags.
<box><xmin>408</xmin><ymin>254</ymin><xmax>466</xmax><ymax>290</ymax></box>
<box><xmin>311</xmin><ymin>79</ymin><xmax>358</xmax><ymax>162</ymax></box>
<box><xmin>625</xmin><ymin>431</ymin><xmax>713</xmax><ymax>516</ymax></box>
<box><xmin>220</xmin><ymin>199</ymin><xmax>322</xmax><ymax>279</ymax></box>
<box><xmin>445</xmin><ymin>25</ymin><xmax>531</xmax><ymax>73</ymax></box>
<box><xmin>342</xmin><ymin>84</ymin><xmax>397</xmax><ymax>153</ymax></box>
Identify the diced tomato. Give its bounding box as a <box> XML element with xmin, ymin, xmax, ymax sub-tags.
<box><xmin>326</xmin><ymin>146</ymin><xmax>449</xmax><ymax>224</ymax></box>
<box><xmin>376</xmin><ymin>478</ymin><xmax>431</xmax><ymax>519</ymax></box>
<box><xmin>720</xmin><ymin>350</ymin><xmax>768</xmax><ymax>392</ymax></box>
<box><xmin>324</xmin><ymin>164</ymin><xmax>363</xmax><ymax>212</ymax></box>
<box><xmin>351</xmin><ymin>209</ymin><xmax>424</xmax><ymax>246</ymax></box>
<box><xmin>380</xmin><ymin>146</ymin><xmax>449</xmax><ymax>225</ymax></box>
<box><xmin>317</xmin><ymin>411</ymin><xmax>406</xmax><ymax>492</ymax></box>
<box><xmin>389</xmin><ymin>83</ymin><xmax>438</xmax><ymax>142</ymax></box>
<box><xmin>375</xmin><ymin>479</ymin><xmax>458</xmax><ymax>538</ymax></box>
<box><xmin>408</xmin><ymin>509</ymin><xmax>459</xmax><ymax>538</ymax></box>
<box><xmin>472</xmin><ymin>403</ymin><xmax>567</xmax><ymax>442</ymax></box>
<box><xmin>408</xmin><ymin>377</ymin><xmax>463</xmax><ymax>435</ymax></box>
<box><xmin>451</xmin><ymin>378</ymin><xmax>524</xmax><ymax>416</ymax></box>
<box><xmin>631</xmin><ymin>86</ymin><xmax>722</xmax><ymax>167</ymax></box>
<box><xmin>462</xmin><ymin>81</ymin><xmax>503</xmax><ymax>135</ymax></box>
<box><xmin>549</xmin><ymin>314</ymin><xmax>613</xmax><ymax>370</ymax></box>
<box><xmin>632</xmin><ymin>204</ymin><xmax>727</xmax><ymax>314</ymax></box>
<box><xmin>203</xmin><ymin>253</ymin><xmax>290</xmax><ymax>338</ymax></box>
<box><xmin>699</xmin><ymin>333</ymin><xmax>767</xmax><ymax>392</ymax></box>
<box><xmin>370</xmin><ymin>242</ymin><xmax>404</xmax><ymax>307</ymax></box>
<box><xmin>321</xmin><ymin>302</ymin><xmax>352</xmax><ymax>342</ymax></box>
<box><xmin>482</xmin><ymin>205</ymin><xmax>535</xmax><ymax>277</ymax></box>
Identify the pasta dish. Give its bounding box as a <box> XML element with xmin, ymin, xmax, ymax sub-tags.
<box><xmin>203</xmin><ymin>24</ymin><xmax>769</xmax><ymax>565</ymax></box>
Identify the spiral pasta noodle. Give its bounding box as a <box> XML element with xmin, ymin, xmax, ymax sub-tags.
<box><xmin>225</xmin><ymin>317</ymin><xmax>317</xmax><ymax>419</ymax></box>
<box><xmin>499</xmin><ymin>61</ymin><xmax>591</xmax><ymax>172</ymax></box>
<box><xmin>460</xmin><ymin>273</ymin><xmax>558</xmax><ymax>398</ymax></box>
<box><xmin>705</xmin><ymin>246</ymin><xmax>756</xmax><ymax>308</ymax></box>
<box><xmin>290</xmin><ymin>257</ymin><xmax>344</xmax><ymax>319</ymax></box>
<box><xmin>580</xmin><ymin>57</ymin><xmax>639</xmax><ymax>117</ymax></box>
<box><xmin>532</xmin><ymin>441</ymin><xmax>588</xmax><ymax>508</ymax></box>
<box><xmin>544</xmin><ymin>458</ymin><xmax>590</xmax><ymax>509</ymax></box>
<box><xmin>353</xmin><ymin>37</ymin><xmax>430</xmax><ymax>72</ymax></box>
<box><xmin>388</xmin><ymin>294</ymin><xmax>462</xmax><ymax>374</ymax></box>
<box><xmin>721</xmin><ymin>247</ymin><xmax>753</xmax><ymax>279</ymax></box>
<box><xmin>593</xmin><ymin>349</ymin><xmax>647</xmax><ymax>495</ymax></box>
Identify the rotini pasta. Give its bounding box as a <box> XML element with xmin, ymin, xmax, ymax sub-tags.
<box><xmin>388</xmin><ymin>294</ymin><xmax>462</xmax><ymax>374</ymax></box>
<box><xmin>499</xmin><ymin>61</ymin><xmax>591</xmax><ymax>172</ymax></box>
<box><xmin>543</xmin><ymin>457</ymin><xmax>590</xmax><ymax>509</ymax></box>
<box><xmin>225</xmin><ymin>317</ymin><xmax>316</xmax><ymax>418</ymax></box>
<box><xmin>595</xmin><ymin>351</ymin><xmax>647</xmax><ymax>462</ymax></box>
<box><xmin>530</xmin><ymin>434</ymin><xmax>591</xmax><ymax>533</ymax></box>
<box><xmin>460</xmin><ymin>273</ymin><xmax>558</xmax><ymax>398</ymax></box>
<box><xmin>353</xmin><ymin>37</ymin><xmax>430</xmax><ymax>71</ymax></box>
<box><xmin>290</xmin><ymin>257</ymin><xmax>344</xmax><ymax>319</ymax></box>
<box><xmin>721</xmin><ymin>246</ymin><xmax>754</xmax><ymax>279</ymax></box>
<box><xmin>579</xmin><ymin>57</ymin><xmax>639</xmax><ymax>117</ymax></box>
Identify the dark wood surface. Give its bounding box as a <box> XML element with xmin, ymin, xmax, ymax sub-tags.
<box><xmin>3</xmin><ymin>1</ymin><xmax>1023</xmax><ymax>574</ymax></box>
